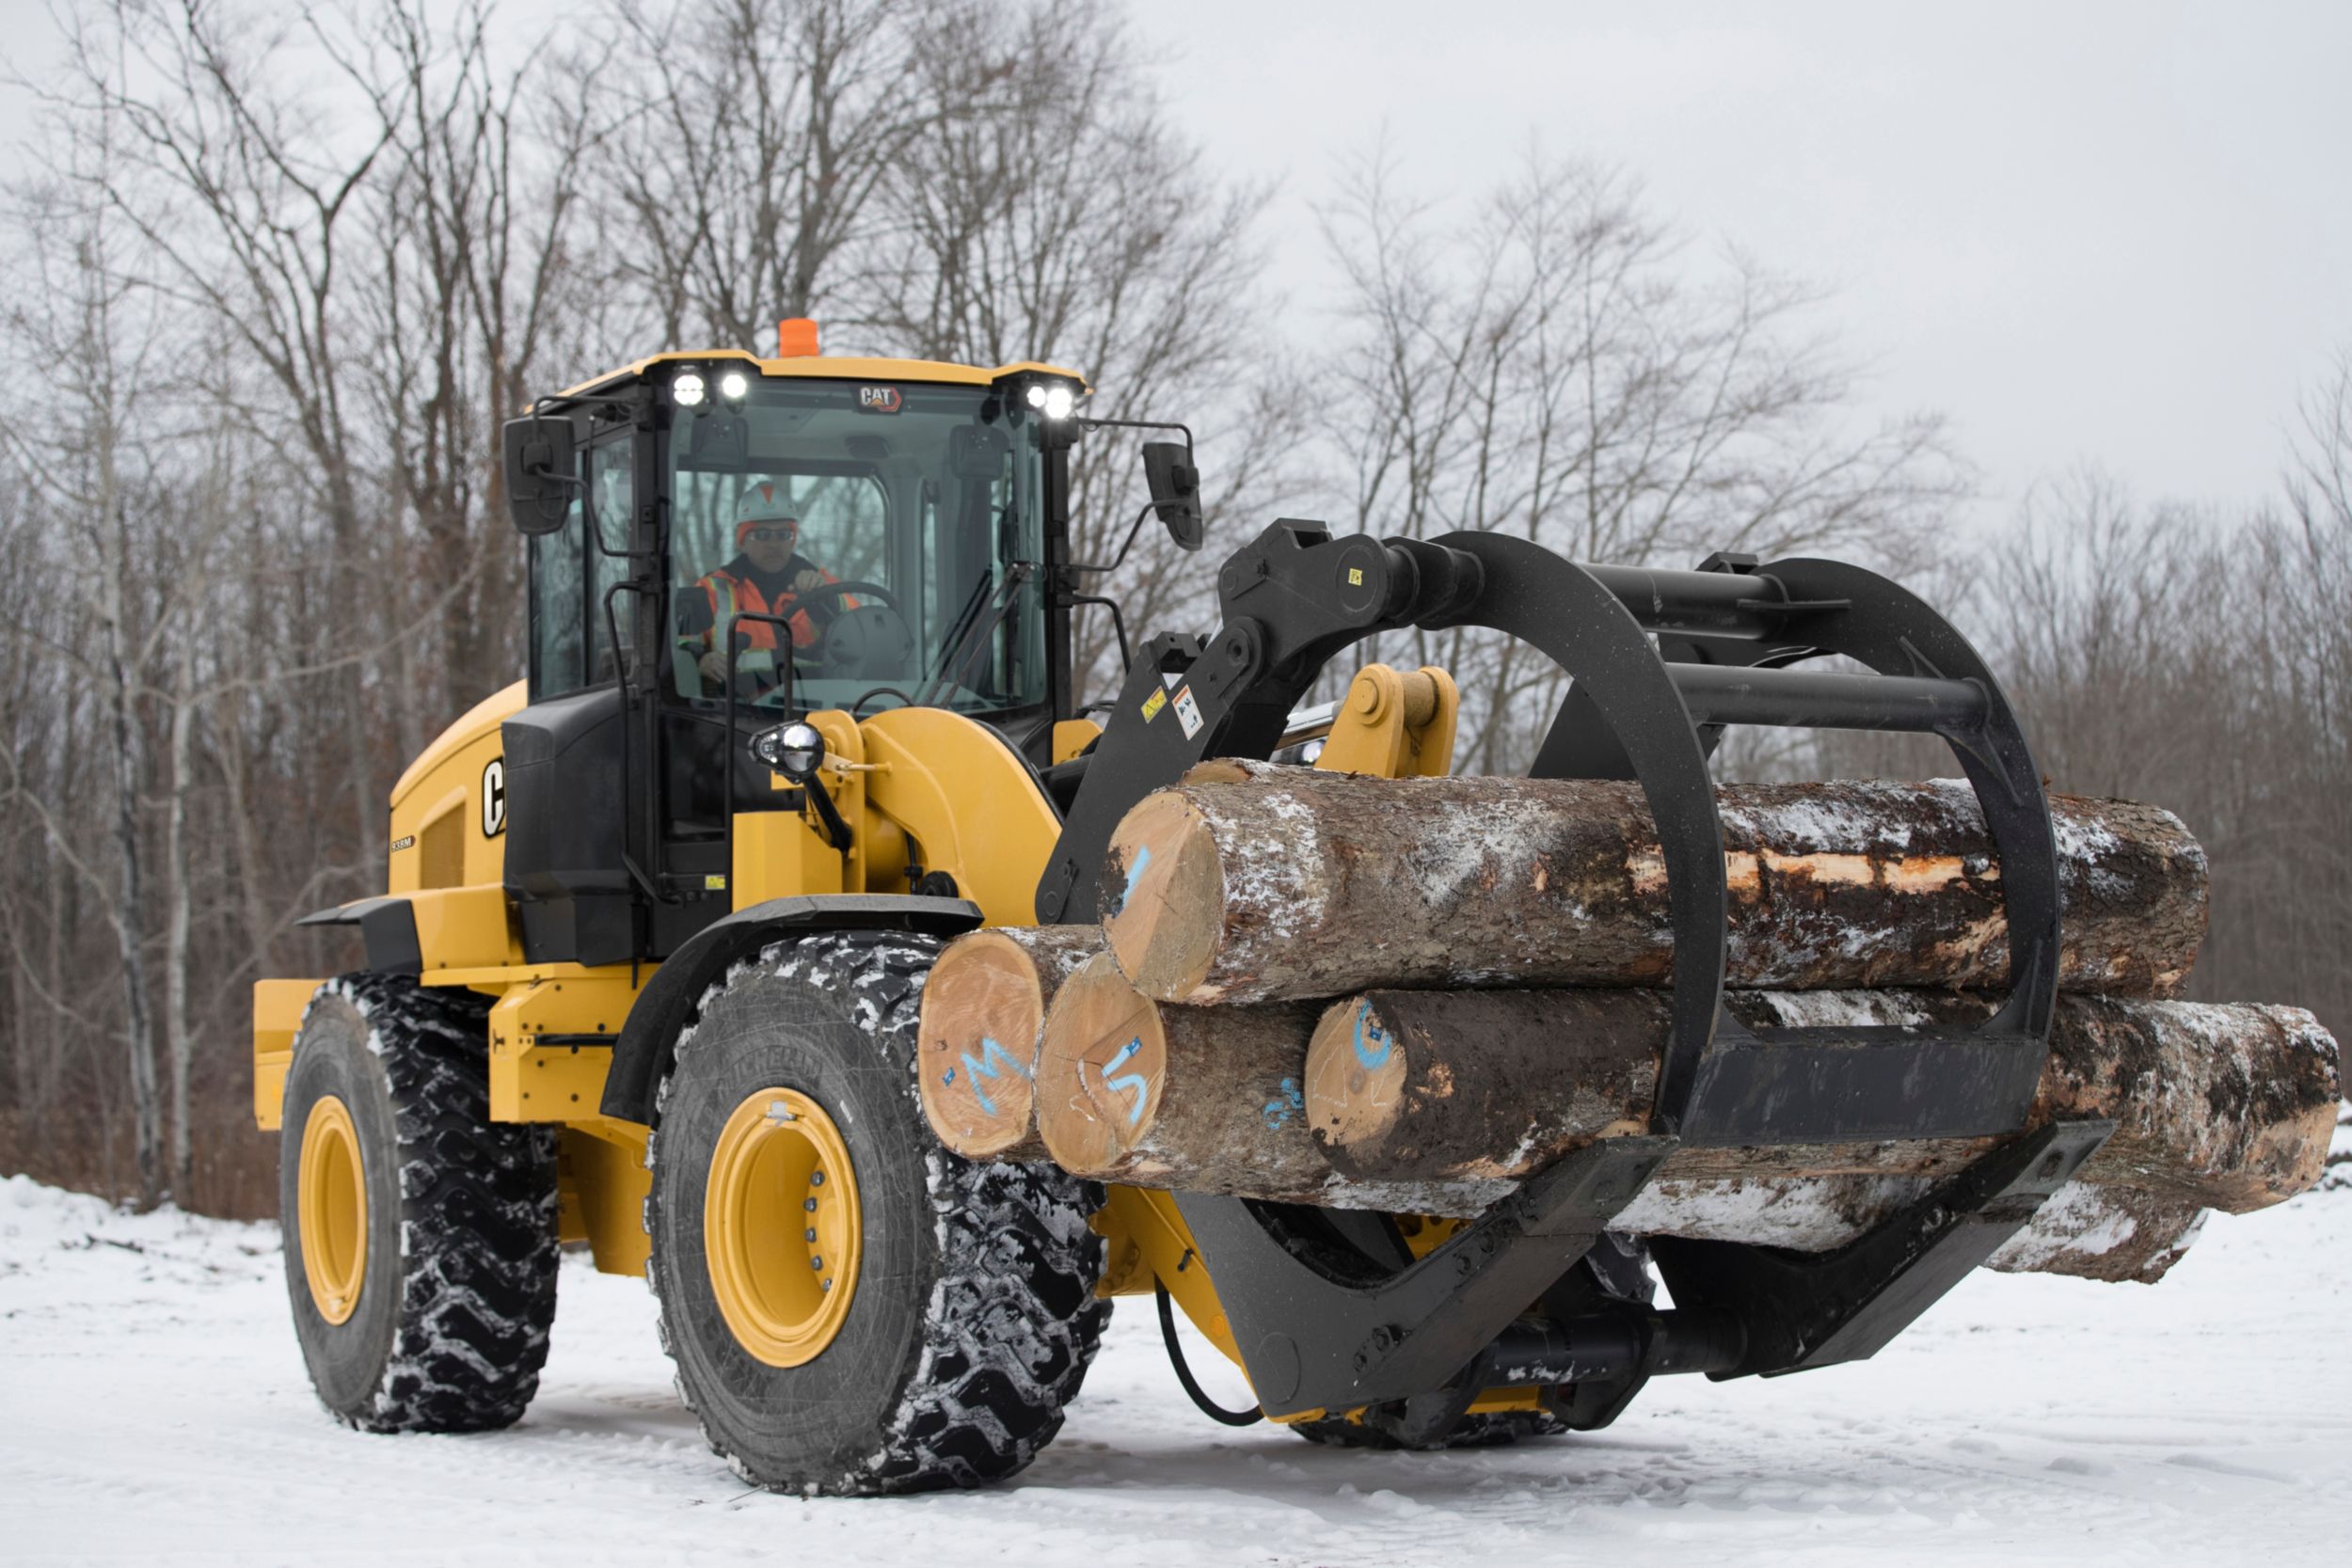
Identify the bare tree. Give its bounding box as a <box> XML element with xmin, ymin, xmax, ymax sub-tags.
<box><xmin>857</xmin><ymin>3</ymin><xmax>1296</xmax><ymax>701</ymax></box>
<box><xmin>592</xmin><ymin>0</ymin><xmax>950</xmax><ymax>351</ymax></box>
<box><xmin>56</xmin><ymin>0</ymin><xmax>406</xmax><ymax>863</ymax></box>
<box><xmin>1</xmin><ymin>132</ymin><xmax>169</xmax><ymax>1206</ymax></box>
<box><xmin>1315</xmin><ymin>145</ymin><xmax>1969</xmax><ymax>771</ymax></box>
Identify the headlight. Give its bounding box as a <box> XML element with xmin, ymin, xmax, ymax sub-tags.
<box><xmin>718</xmin><ymin>370</ymin><xmax>749</xmax><ymax>402</ymax></box>
<box><xmin>1023</xmin><ymin>381</ymin><xmax>1077</xmax><ymax>420</ymax></box>
<box><xmin>752</xmin><ymin>721</ymin><xmax>827</xmax><ymax>782</ymax></box>
<box><xmin>673</xmin><ymin>371</ymin><xmax>707</xmax><ymax>407</ymax></box>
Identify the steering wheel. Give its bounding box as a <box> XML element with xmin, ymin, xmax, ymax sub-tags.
<box><xmin>791</xmin><ymin>578</ymin><xmax>899</xmax><ymax>619</ymax></box>
<box><xmin>802</xmin><ymin>579</ymin><xmax>918</xmax><ymax>687</ymax></box>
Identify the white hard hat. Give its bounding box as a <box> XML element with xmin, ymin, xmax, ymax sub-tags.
<box><xmin>734</xmin><ymin>480</ymin><xmax>797</xmax><ymax>528</ymax></box>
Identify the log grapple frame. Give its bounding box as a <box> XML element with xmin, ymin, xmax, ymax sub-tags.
<box><xmin>1040</xmin><ymin>518</ymin><xmax>2111</xmax><ymax>1426</ymax></box>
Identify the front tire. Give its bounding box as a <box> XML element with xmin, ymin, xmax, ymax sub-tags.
<box><xmin>278</xmin><ymin>974</ymin><xmax>560</xmax><ymax>1432</ymax></box>
<box><xmin>646</xmin><ymin>932</ymin><xmax>1109</xmax><ymax>1495</ymax></box>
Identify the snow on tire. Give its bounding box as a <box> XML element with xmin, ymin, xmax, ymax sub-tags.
<box><xmin>278</xmin><ymin>973</ymin><xmax>560</xmax><ymax>1433</ymax></box>
<box><xmin>644</xmin><ymin>930</ymin><xmax>1110</xmax><ymax>1496</ymax></box>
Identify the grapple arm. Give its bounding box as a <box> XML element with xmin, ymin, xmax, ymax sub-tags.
<box><xmin>1040</xmin><ymin>517</ymin><xmax>2059</xmax><ymax>1148</ymax></box>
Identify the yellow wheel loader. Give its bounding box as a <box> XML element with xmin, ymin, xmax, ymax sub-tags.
<box><xmin>255</xmin><ymin>324</ymin><xmax>2095</xmax><ymax>1492</ymax></box>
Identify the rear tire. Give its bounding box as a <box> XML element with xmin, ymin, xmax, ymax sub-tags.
<box><xmin>278</xmin><ymin>973</ymin><xmax>560</xmax><ymax>1433</ymax></box>
<box><xmin>645</xmin><ymin>931</ymin><xmax>1110</xmax><ymax>1495</ymax></box>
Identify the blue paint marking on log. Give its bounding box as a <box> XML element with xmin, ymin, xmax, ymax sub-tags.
<box><xmin>1114</xmin><ymin>846</ymin><xmax>1153</xmax><ymax>916</ymax></box>
<box><xmin>1352</xmin><ymin>1002</ymin><xmax>1391</xmax><ymax>1069</ymax></box>
<box><xmin>1262</xmin><ymin>1075</ymin><xmax>1304</xmax><ymax>1130</ymax></box>
<box><xmin>955</xmin><ymin>1036</ymin><xmax>1031</xmax><ymax>1120</ymax></box>
<box><xmin>1100</xmin><ymin>1036</ymin><xmax>1150</xmax><ymax>1127</ymax></box>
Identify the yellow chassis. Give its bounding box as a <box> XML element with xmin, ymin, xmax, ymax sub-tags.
<box><xmin>254</xmin><ymin>664</ymin><xmax>1539</xmax><ymax>1418</ymax></box>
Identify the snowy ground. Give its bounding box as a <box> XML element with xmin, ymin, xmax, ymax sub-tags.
<box><xmin>4</xmin><ymin>1165</ymin><xmax>2347</xmax><ymax>1568</ymax></box>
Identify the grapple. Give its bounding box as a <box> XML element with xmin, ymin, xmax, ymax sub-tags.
<box><xmin>1040</xmin><ymin>519</ymin><xmax>2109</xmax><ymax>1428</ymax></box>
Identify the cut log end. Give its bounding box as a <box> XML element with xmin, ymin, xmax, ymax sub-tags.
<box><xmin>916</xmin><ymin>926</ymin><xmax>1102</xmax><ymax>1161</ymax></box>
<box><xmin>1102</xmin><ymin>790</ymin><xmax>1228</xmax><ymax>1002</ymax></box>
<box><xmin>1036</xmin><ymin>952</ymin><xmax>1168</xmax><ymax>1174</ymax></box>
<box><xmin>1304</xmin><ymin>997</ymin><xmax>1410</xmax><ymax>1155</ymax></box>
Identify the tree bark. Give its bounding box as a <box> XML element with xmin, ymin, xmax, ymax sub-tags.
<box><xmin>97</xmin><ymin>466</ymin><xmax>161</xmax><ymax>1210</ymax></box>
<box><xmin>1625</xmin><ymin>1172</ymin><xmax>2206</xmax><ymax>1284</ymax></box>
<box><xmin>1025</xmin><ymin>946</ymin><xmax>2305</xmax><ymax>1290</ymax></box>
<box><xmin>1103</xmin><ymin>765</ymin><xmax>2208</xmax><ymax>1005</ymax></box>
<box><xmin>164</xmin><ymin>657</ymin><xmax>198</xmax><ymax>1202</ymax></box>
<box><xmin>1304</xmin><ymin>988</ymin><xmax>2338</xmax><ymax>1213</ymax></box>
<box><xmin>917</xmin><ymin>925</ymin><xmax>1104</xmax><ymax>1160</ymax></box>
<box><xmin>1032</xmin><ymin>952</ymin><xmax>1504</xmax><ymax>1214</ymax></box>
<box><xmin>1029</xmin><ymin>958</ymin><xmax>2227</xmax><ymax>1279</ymax></box>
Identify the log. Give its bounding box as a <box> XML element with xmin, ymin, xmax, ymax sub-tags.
<box><xmin>916</xmin><ymin>926</ymin><xmax>1104</xmax><ymax>1160</ymax></box>
<box><xmin>1103</xmin><ymin>765</ymin><xmax>2208</xmax><ymax>1005</ymax></box>
<box><xmin>1032</xmin><ymin>952</ymin><xmax>1504</xmax><ymax>1213</ymax></box>
<box><xmin>1616</xmin><ymin>1173</ymin><xmax>2206</xmax><ymax>1284</ymax></box>
<box><xmin>1026</xmin><ymin>958</ymin><xmax>2299</xmax><ymax>1281</ymax></box>
<box><xmin>1304</xmin><ymin>989</ymin><xmax>2340</xmax><ymax>1213</ymax></box>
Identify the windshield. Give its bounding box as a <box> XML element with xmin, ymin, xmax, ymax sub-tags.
<box><xmin>662</xmin><ymin>377</ymin><xmax>1048</xmax><ymax>719</ymax></box>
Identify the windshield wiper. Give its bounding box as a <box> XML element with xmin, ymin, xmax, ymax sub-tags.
<box><xmin>917</xmin><ymin>561</ymin><xmax>1036</xmax><ymax>708</ymax></box>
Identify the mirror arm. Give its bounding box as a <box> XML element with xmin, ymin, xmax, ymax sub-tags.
<box><xmin>1066</xmin><ymin>501</ymin><xmax>1159</xmax><ymax>576</ymax></box>
<box><xmin>1078</xmin><ymin>414</ymin><xmax>1196</xmax><ymax>447</ymax></box>
<box><xmin>1068</xmin><ymin>592</ymin><xmax>1133</xmax><ymax>675</ymax></box>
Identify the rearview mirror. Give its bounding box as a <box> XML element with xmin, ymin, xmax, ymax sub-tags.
<box><xmin>950</xmin><ymin>423</ymin><xmax>1009</xmax><ymax>481</ymax></box>
<box><xmin>1140</xmin><ymin>441</ymin><xmax>1203</xmax><ymax>552</ymax></box>
<box><xmin>689</xmin><ymin>412</ymin><xmax>748</xmax><ymax>465</ymax></box>
<box><xmin>502</xmin><ymin>415</ymin><xmax>578</xmax><ymax>535</ymax></box>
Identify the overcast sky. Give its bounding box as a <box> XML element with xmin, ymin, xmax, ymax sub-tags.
<box><xmin>1132</xmin><ymin>0</ymin><xmax>2352</xmax><ymax>534</ymax></box>
<box><xmin>4</xmin><ymin>1</ymin><xmax>2344</xmax><ymax>536</ymax></box>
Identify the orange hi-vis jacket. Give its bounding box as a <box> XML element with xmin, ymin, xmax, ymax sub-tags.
<box><xmin>688</xmin><ymin>559</ymin><xmax>852</xmax><ymax>654</ymax></box>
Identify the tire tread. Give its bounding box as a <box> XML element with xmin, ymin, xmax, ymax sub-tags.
<box><xmin>647</xmin><ymin>931</ymin><xmax>1109</xmax><ymax>1495</ymax></box>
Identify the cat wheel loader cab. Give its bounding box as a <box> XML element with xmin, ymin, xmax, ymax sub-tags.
<box><xmin>257</xmin><ymin>335</ymin><xmax>1165</xmax><ymax>1489</ymax></box>
<box><xmin>500</xmin><ymin>348</ymin><xmax>1089</xmax><ymax>968</ymax></box>
<box><xmin>252</xmin><ymin>325</ymin><xmax>2273</xmax><ymax>1497</ymax></box>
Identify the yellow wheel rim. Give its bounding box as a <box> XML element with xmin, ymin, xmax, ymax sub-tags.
<box><xmin>297</xmin><ymin>1095</ymin><xmax>368</xmax><ymax>1325</ymax></box>
<box><xmin>704</xmin><ymin>1087</ymin><xmax>863</xmax><ymax>1368</ymax></box>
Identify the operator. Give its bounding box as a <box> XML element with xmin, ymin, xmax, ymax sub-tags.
<box><xmin>676</xmin><ymin>480</ymin><xmax>855</xmax><ymax>691</ymax></box>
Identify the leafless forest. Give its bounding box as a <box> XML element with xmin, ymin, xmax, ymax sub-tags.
<box><xmin>2</xmin><ymin>0</ymin><xmax>2344</xmax><ymax>1215</ymax></box>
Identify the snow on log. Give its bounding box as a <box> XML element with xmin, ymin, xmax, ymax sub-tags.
<box><xmin>1615</xmin><ymin>1172</ymin><xmax>2205</xmax><ymax>1284</ymax></box>
<box><xmin>916</xmin><ymin>926</ymin><xmax>1104</xmax><ymax>1160</ymax></box>
<box><xmin>1028</xmin><ymin>953</ymin><xmax>2323</xmax><ymax>1281</ymax></box>
<box><xmin>1102</xmin><ymin>765</ymin><xmax>2208</xmax><ymax>1005</ymax></box>
<box><xmin>1304</xmin><ymin>989</ymin><xmax>2339</xmax><ymax>1214</ymax></box>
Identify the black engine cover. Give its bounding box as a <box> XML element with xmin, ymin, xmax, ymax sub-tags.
<box><xmin>502</xmin><ymin>686</ymin><xmax>633</xmax><ymax>965</ymax></box>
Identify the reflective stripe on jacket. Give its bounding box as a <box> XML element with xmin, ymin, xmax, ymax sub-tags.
<box><xmin>690</xmin><ymin>564</ymin><xmax>850</xmax><ymax>652</ymax></box>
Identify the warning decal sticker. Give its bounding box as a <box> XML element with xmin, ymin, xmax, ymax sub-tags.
<box><xmin>1172</xmin><ymin>686</ymin><xmax>1204</xmax><ymax>738</ymax></box>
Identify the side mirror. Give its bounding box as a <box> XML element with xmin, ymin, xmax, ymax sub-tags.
<box><xmin>502</xmin><ymin>415</ymin><xmax>579</xmax><ymax>535</ymax></box>
<box><xmin>1140</xmin><ymin>441</ymin><xmax>1203</xmax><ymax>552</ymax></box>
